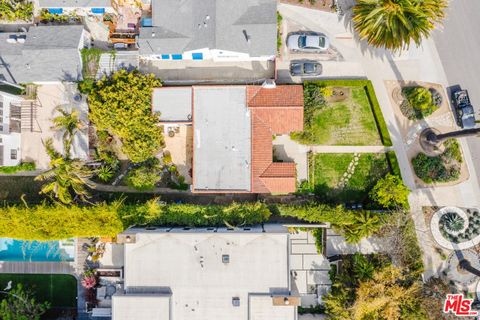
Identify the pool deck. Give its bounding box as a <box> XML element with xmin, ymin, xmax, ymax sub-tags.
<box><xmin>0</xmin><ymin>261</ymin><xmax>75</xmax><ymax>273</ymax></box>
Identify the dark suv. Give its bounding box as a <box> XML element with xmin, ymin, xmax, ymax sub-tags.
<box><xmin>452</xmin><ymin>90</ymin><xmax>476</xmax><ymax>129</ymax></box>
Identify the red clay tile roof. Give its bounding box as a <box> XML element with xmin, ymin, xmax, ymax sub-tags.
<box><xmin>247</xmin><ymin>85</ymin><xmax>304</xmax><ymax>134</ymax></box>
<box><xmin>247</xmin><ymin>86</ymin><xmax>304</xmax><ymax>108</ymax></box>
<box><xmin>249</xmin><ymin>85</ymin><xmax>303</xmax><ymax>194</ymax></box>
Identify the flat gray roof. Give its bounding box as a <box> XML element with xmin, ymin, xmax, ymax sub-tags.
<box><xmin>38</xmin><ymin>0</ymin><xmax>112</xmax><ymax>7</ymax></box>
<box><xmin>0</xmin><ymin>25</ymin><xmax>84</xmax><ymax>83</ymax></box>
<box><xmin>123</xmin><ymin>230</ymin><xmax>292</xmax><ymax>320</ymax></box>
<box><xmin>138</xmin><ymin>0</ymin><xmax>276</xmax><ymax>57</ymax></box>
<box><xmin>193</xmin><ymin>86</ymin><xmax>251</xmax><ymax>191</ymax></box>
<box><xmin>152</xmin><ymin>87</ymin><xmax>192</xmax><ymax>122</ymax></box>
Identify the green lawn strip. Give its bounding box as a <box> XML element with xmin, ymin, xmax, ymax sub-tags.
<box><xmin>303</xmin><ymin>80</ymin><xmax>393</xmax><ymax>146</ymax></box>
<box><xmin>0</xmin><ymin>274</ymin><xmax>77</xmax><ymax>308</ymax></box>
<box><xmin>310</xmin><ymin>153</ymin><xmax>390</xmax><ymax>203</ymax></box>
<box><xmin>0</xmin><ymin>162</ymin><xmax>36</xmax><ymax>174</ymax></box>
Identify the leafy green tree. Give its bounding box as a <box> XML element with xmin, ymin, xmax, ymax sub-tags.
<box><xmin>51</xmin><ymin>106</ymin><xmax>85</xmax><ymax>155</ymax></box>
<box><xmin>278</xmin><ymin>204</ymin><xmax>384</xmax><ymax>243</ymax></box>
<box><xmin>370</xmin><ymin>173</ymin><xmax>410</xmax><ymax>209</ymax></box>
<box><xmin>0</xmin><ymin>0</ymin><xmax>33</xmax><ymax>22</ymax></box>
<box><xmin>0</xmin><ymin>284</ymin><xmax>50</xmax><ymax>320</ymax></box>
<box><xmin>352</xmin><ymin>0</ymin><xmax>447</xmax><ymax>51</ymax></box>
<box><xmin>88</xmin><ymin>70</ymin><xmax>164</xmax><ymax>163</ymax></box>
<box><xmin>351</xmin><ymin>265</ymin><xmax>426</xmax><ymax>319</ymax></box>
<box><xmin>35</xmin><ymin>139</ymin><xmax>94</xmax><ymax>204</ymax></box>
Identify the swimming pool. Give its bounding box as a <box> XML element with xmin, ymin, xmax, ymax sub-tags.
<box><xmin>0</xmin><ymin>238</ymin><xmax>75</xmax><ymax>262</ymax></box>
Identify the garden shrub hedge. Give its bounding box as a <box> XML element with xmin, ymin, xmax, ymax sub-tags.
<box><xmin>304</xmin><ymin>80</ymin><xmax>393</xmax><ymax>146</ymax></box>
<box><xmin>0</xmin><ymin>162</ymin><xmax>35</xmax><ymax>174</ymax></box>
<box><xmin>386</xmin><ymin>151</ymin><xmax>401</xmax><ymax>176</ymax></box>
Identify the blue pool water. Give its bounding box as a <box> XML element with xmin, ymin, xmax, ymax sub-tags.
<box><xmin>0</xmin><ymin>238</ymin><xmax>75</xmax><ymax>262</ymax></box>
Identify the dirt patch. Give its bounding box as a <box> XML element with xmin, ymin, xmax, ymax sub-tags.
<box><xmin>280</xmin><ymin>0</ymin><xmax>334</xmax><ymax>12</ymax></box>
<box><xmin>325</xmin><ymin>87</ymin><xmax>351</xmax><ymax>103</ymax></box>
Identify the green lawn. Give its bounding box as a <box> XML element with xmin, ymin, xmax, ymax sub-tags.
<box><xmin>0</xmin><ymin>274</ymin><xmax>77</xmax><ymax>308</ymax></box>
<box><xmin>291</xmin><ymin>80</ymin><xmax>392</xmax><ymax>146</ymax></box>
<box><xmin>309</xmin><ymin>153</ymin><xmax>390</xmax><ymax>203</ymax></box>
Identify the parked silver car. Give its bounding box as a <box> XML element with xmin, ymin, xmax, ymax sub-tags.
<box><xmin>290</xmin><ymin>60</ymin><xmax>322</xmax><ymax>77</ymax></box>
<box><xmin>287</xmin><ymin>32</ymin><xmax>330</xmax><ymax>52</ymax></box>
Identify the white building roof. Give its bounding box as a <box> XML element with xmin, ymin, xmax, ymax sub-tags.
<box><xmin>152</xmin><ymin>87</ymin><xmax>192</xmax><ymax>122</ymax></box>
<box><xmin>192</xmin><ymin>86</ymin><xmax>251</xmax><ymax>191</ymax></box>
<box><xmin>112</xmin><ymin>294</ymin><xmax>170</xmax><ymax>320</ymax></box>
<box><xmin>119</xmin><ymin>228</ymin><xmax>294</xmax><ymax>320</ymax></box>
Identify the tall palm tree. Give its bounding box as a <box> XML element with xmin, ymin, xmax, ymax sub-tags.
<box><xmin>51</xmin><ymin>106</ymin><xmax>85</xmax><ymax>157</ymax></box>
<box><xmin>344</xmin><ymin>211</ymin><xmax>383</xmax><ymax>243</ymax></box>
<box><xmin>35</xmin><ymin>139</ymin><xmax>94</xmax><ymax>204</ymax></box>
<box><xmin>352</xmin><ymin>0</ymin><xmax>447</xmax><ymax>51</ymax></box>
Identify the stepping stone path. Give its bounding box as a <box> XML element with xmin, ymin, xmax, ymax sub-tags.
<box><xmin>338</xmin><ymin>153</ymin><xmax>360</xmax><ymax>189</ymax></box>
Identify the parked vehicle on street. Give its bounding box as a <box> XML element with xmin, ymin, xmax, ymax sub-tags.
<box><xmin>452</xmin><ymin>90</ymin><xmax>476</xmax><ymax>129</ymax></box>
<box><xmin>290</xmin><ymin>60</ymin><xmax>322</xmax><ymax>77</ymax></box>
<box><xmin>286</xmin><ymin>32</ymin><xmax>330</xmax><ymax>52</ymax></box>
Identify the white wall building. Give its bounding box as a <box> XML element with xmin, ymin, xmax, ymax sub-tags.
<box><xmin>0</xmin><ymin>91</ymin><xmax>23</xmax><ymax>167</ymax></box>
<box><xmin>111</xmin><ymin>225</ymin><xmax>299</xmax><ymax>320</ymax></box>
<box><xmin>38</xmin><ymin>0</ymin><xmax>115</xmax><ymax>15</ymax></box>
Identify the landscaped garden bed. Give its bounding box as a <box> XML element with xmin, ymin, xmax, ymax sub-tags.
<box><xmin>412</xmin><ymin>139</ymin><xmax>463</xmax><ymax>184</ymax></box>
<box><xmin>291</xmin><ymin>80</ymin><xmax>392</xmax><ymax>146</ymax></box>
<box><xmin>399</xmin><ymin>86</ymin><xmax>442</xmax><ymax>120</ymax></box>
<box><xmin>307</xmin><ymin>152</ymin><xmax>390</xmax><ymax>204</ymax></box>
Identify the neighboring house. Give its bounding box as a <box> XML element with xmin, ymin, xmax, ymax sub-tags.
<box><xmin>138</xmin><ymin>0</ymin><xmax>277</xmax><ymax>62</ymax></box>
<box><xmin>0</xmin><ymin>25</ymin><xmax>85</xmax><ymax>84</ymax></box>
<box><xmin>0</xmin><ymin>91</ymin><xmax>24</xmax><ymax>167</ymax></box>
<box><xmin>152</xmin><ymin>84</ymin><xmax>304</xmax><ymax>194</ymax></box>
<box><xmin>110</xmin><ymin>225</ymin><xmax>299</xmax><ymax>320</ymax></box>
<box><xmin>38</xmin><ymin>0</ymin><xmax>115</xmax><ymax>15</ymax></box>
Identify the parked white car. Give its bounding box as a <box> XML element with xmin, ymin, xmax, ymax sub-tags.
<box><xmin>287</xmin><ymin>32</ymin><xmax>330</xmax><ymax>52</ymax></box>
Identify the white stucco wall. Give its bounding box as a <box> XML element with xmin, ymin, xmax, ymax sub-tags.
<box><xmin>144</xmin><ymin>48</ymin><xmax>275</xmax><ymax>62</ymax></box>
<box><xmin>0</xmin><ymin>92</ymin><xmax>22</xmax><ymax>167</ymax></box>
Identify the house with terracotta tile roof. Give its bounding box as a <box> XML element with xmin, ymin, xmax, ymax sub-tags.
<box><xmin>153</xmin><ymin>84</ymin><xmax>304</xmax><ymax>194</ymax></box>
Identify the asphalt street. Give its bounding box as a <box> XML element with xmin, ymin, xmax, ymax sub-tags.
<box><xmin>433</xmin><ymin>0</ymin><xmax>480</xmax><ymax>184</ymax></box>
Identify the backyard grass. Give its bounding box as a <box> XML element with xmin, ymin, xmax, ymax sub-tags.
<box><xmin>308</xmin><ymin>153</ymin><xmax>390</xmax><ymax>203</ymax></box>
<box><xmin>0</xmin><ymin>274</ymin><xmax>77</xmax><ymax>308</ymax></box>
<box><xmin>292</xmin><ymin>80</ymin><xmax>392</xmax><ymax>146</ymax></box>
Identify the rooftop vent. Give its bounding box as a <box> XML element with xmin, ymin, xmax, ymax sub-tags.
<box><xmin>222</xmin><ymin>254</ymin><xmax>230</xmax><ymax>264</ymax></box>
<box><xmin>232</xmin><ymin>297</ymin><xmax>240</xmax><ymax>307</ymax></box>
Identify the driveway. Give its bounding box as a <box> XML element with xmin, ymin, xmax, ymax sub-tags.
<box><xmin>277</xmin><ymin>5</ymin><xmax>366</xmax><ymax>83</ymax></box>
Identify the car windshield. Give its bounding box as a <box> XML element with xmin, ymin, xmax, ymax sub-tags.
<box><xmin>304</xmin><ymin>63</ymin><xmax>316</xmax><ymax>73</ymax></box>
<box><xmin>319</xmin><ymin>37</ymin><xmax>326</xmax><ymax>48</ymax></box>
<box><xmin>298</xmin><ymin>36</ymin><xmax>307</xmax><ymax>48</ymax></box>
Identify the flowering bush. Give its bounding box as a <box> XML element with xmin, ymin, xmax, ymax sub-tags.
<box><xmin>81</xmin><ymin>273</ymin><xmax>97</xmax><ymax>289</ymax></box>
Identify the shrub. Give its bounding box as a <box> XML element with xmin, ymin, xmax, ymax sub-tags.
<box><xmin>0</xmin><ymin>162</ymin><xmax>35</xmax><ymax>174</ymax></box>
<box><xmin>412</xmin><ymin>140</ymin><xmax>462</xmax><ymax>183</ymax></box>
<box><xmin>127</xmin><ymin>158</ymin><xmax>162</xmax><ymax>191</ymax></box>
<box><xmin>88</xmin><ymin>70</ymin><xmax>164</xmax><ymax>163</ymax></box>
<box><xmin>120</xmin><ymin>200</ymin><xmax>271</xmax><ymax>228</ymax></box>
<box><xmin>370</xmin><ymin>174</ymin><xmax>410</xmax><ymax>209</ymax></box>
<box><xmin>0</xmin><ymin>0</ymin><xmax>33</xmax><ymax>22</ymax></box>
<box><xmin>0</xmin><ymin>201</ymin><xmax>124</xmax><ymax>240</ymax></box>
<box><xmin>78</xmin><ymin>78</ymin><xmax>95</xmax><ymax>94</ymax></box>
<box><xmin>402</xmin><ymin>86</ymin><xmax>439</xmax><ymax>119</ymax></box>
<box><xmin>97</xmin><ymin>165</ymin><xmax>114</xmax><ymax>182</ymax></box>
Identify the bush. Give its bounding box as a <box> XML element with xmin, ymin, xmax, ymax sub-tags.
<box><xmin>0</xmin><ymin>201</ymin><xmax>124</xmax><ymax>240</ymax></box>
<box><xmin>88</xmin><ymin>70</ymin><xmax>164</xmax><ymax>163</ymax></box>
<box><xmin>0</xmin><ymin>0</ymin><xmax>33</xmax><ymax>22</ymax></box>
<box><xmin>386</xmin><ymin>151</ymin><xmax>401</xmax><ymax>176</ymax></box>
<box><xmin>78</xmin><ymin>78</ymin><xmax>95</xmax><ymax>94</ymax></box>
<box><xmin>402</xmin><ymin>86</ymin><xmax>439</xmax><ymax>119</ymax></box>
<box><xmin>126</xmin><ymin>158</ymin><xmax>162</xmax><ymax>191</ymax></box>
<box><xmin>0</xmin><ymin>162</ymin><xmax>35</xmax><ymax>174</ymax></box>
<box><xmin>120</xmin><ymin>200</ymin><xmax>271</xmax><ymax>228</ymax></box>
<box><xmin>412</xmin><ymin>139</ymin><xmax>462</xmax><ymax>183</ymax></box>
<box><xmin>370</xmin><ymin>174</ymin><xmax>410</xmax><ymax>209</ymax></box>
<box><xmin>311</xmin><ymin>228</ymin><xmax>323</xmax><ymax>254</ymax></box>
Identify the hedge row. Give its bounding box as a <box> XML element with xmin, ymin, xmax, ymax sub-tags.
<box><xmin>0</xmin><ymin>162</ymin><xmax>35</xmax><ymax>174</ymax></box>
<box><xmin>386</xmin><ymin>151</ymin><xmax>401</xmax><ymax>176</ymax></box>
<box><xmin>305</xmin><ymin>79</ymin><xmax>393</xmax><ymax>146</ymax></box>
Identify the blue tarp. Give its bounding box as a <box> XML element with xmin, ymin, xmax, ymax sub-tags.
<box><xmin>48</xmin><ymin>8</ymin><xmax>63</xmax><ymax>14</ymax></box>
<box><xmin>161</xmin><ymin>54</ymin><xmax>170</xmax><ymax>59</ymax></box>
<box><xmin>172</xmin><ymin>54</ymin><xmax>183</xmax><ymax>60</ymax></box>
<box><xmin>91</xmin><ymin>8</ymin><xmax>105</xmax><ymax>14</ymax></box>
<box><xmin>192</xmin><ymin>53</ymin><xmax>203</xmax><ymax>60</ymax></box>
<box><xmin>142</xmin><ymin>18</ymin><xmax>153</xmax><ymax>27</ymax></box>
